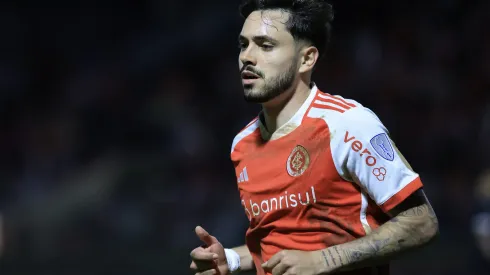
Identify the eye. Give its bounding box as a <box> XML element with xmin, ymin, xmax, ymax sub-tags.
<box><xmin>238</xmin><ymin>42</ymin><xmax>248</xmax><ymax>51</ymax></box>
<box><xmin>260</xmin><ymin>43</ymin><xmax>274</xmax><ymax>51</ymax></box>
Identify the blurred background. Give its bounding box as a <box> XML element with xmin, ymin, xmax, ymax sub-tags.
<box><xmin>0</xmin><ymin>0</ymin><xmax>489</xmax><ymax>274</ymax></box>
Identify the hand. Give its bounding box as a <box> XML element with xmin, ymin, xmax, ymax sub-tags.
<box><xmin>190</xmin><ymin>226</ymin><xmax>229</xmax><ymax>275</ymax></box>
<box><xmin>261</xmin><ymin>250</ymin><xmax>325</xmax><ymax>275</ymax></box>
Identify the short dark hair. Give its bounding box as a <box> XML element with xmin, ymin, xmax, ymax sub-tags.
<box><xmin>239</xmin><ymin>0</ymin><xmax>334</xmax><ymax>60</ymax></box>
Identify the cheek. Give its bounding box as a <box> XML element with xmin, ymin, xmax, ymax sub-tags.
<box><xmin>261</xmin><ymin>61</ymin><xmax>294</xmax><ymax>80</ymax></box>
<box><xmin>263</xmin><ymin>53</ymin><xmax>283</xmax><ymax>67</ymax></box>
<box><xmin>264</xmin><ymin>50</ymin><xmax>296</xmax><ymax>68</ymax></box>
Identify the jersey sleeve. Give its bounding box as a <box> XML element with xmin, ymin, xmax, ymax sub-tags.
<box><xmin>330</xmin><ymin>107</ymin><xmax>423</xmax><ymax>213</ymax></box>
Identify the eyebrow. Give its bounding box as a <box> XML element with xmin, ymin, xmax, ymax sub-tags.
<box><xmin>238</xmin><ymin>35</ymin><xmax>279</xmax><ymax>44</ymax></box>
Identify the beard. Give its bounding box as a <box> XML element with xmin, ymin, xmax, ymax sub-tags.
<box><xmin>242</xmin><ymin>60</ymin><xmax>297</xmax><ymax>104</ymax></box>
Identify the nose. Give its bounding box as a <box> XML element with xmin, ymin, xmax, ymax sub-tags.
<box><xmin>239</xmin><ymin>46</ymin><xmax>256</xmax><ymax>66</ymax></box>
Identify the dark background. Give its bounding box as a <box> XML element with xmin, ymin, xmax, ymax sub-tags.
<box><xmin>0</xmin><ymin>0</ymin><xmax>489</xmax><ymax>274</ymax></box>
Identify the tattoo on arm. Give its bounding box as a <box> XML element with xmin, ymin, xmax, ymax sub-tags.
<box><xmin>322</xmin><ymin>199</ymin><xmax>439</xmax><ymax>272</ymax></box>
<box><xmin>321</xmin><ymin>250</ymin><xmax>330</xmax><ymax>267</ymax></box>
<box><xmin>327</xmin><ymin>247</ymin><xmax>337</xmax><ymax>266</ymax></box>
<box><xmin>334</xmin><ymin>246</ymin><xmax>343</xmax><ymax>264</ymax></box>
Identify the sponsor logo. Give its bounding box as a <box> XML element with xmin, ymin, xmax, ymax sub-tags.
<box><xmin>344</xmin><ymin>131</ymin><xmax>377</xmax><ymax>167</ymax></box>
<box><xmin>344</xmin><ymin>131</ymin><xmax>390</xmax><ymax>182</ymax></box>
<box><xmin>241</xmin><ymin>187</ymin><xmax>317</xmax><ymax>221</ymax></box>
<box><xmin>372</xmin><ymin>167</ymin><xmax>387</xmax><ymax>181</ymax></box>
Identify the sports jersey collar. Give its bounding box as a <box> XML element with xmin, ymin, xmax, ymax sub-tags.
<box><xmin>259</xmin><ymin>83</ymin><xmax>318</xmax><ymax>141</ymax></box>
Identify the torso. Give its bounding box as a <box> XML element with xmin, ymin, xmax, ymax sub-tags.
<box><xmin>231</xmin><ymin>86</ymin><xmax>392</xmax><ymax>275</ymax></box>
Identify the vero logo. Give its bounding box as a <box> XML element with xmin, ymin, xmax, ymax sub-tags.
<box><xmin>343</xmin><ymin>131</ymin><xmax>378</xmax><ymax>167</ymax></box>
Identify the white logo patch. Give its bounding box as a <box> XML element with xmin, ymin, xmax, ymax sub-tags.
<box><xmin>370</xmin><ymin>133</ymin><xmax>395</xmax><ymax>161</ymax></box>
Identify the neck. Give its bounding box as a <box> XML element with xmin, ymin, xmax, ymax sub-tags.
<box><xmin>262</xmin><ymin>80</ymin><xmax>312</xmax><ymax>133</ymax></box>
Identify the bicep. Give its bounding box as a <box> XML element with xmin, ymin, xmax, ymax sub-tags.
<box><xmin>386</xmin><ymin>188</ymin><xmax>439</xmax><ymax>241</ymax></box>
<box><xmin>387</xmin><ymin>188</ymin><xmax>430</xmax><ymax>218</ymax></box>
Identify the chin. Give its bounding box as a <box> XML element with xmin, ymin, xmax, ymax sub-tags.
<box><xmin>243</xmin><ymin>91</ymin><xmax>275</xmax><ymax>104</ymax></box>
<box><xmin>242</xmin><ymin>81</ymin><xmax>289</xmax><ymax>103</ymax></box>
<box><xmin>243</xmin><ymin>90</ymin><xmax>266</xmax><ymax>103</ymax></box>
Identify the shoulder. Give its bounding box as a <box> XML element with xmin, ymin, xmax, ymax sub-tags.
<box><xmin>230</xmin><ymin>116</ymin><xmax>260</xmax><ymax>154</ymax></box>
<box><xmin>306</xmin><ymin>92</ymin><xmax>384</xmax><ymax>132</ymax></box>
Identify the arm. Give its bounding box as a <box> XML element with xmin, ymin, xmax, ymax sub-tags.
<box><xmin>317</xmin><ymin>108</ymin><xmax>439</xmax><ymax>271</ymax></box>
<box><xmin>318</xmin><ymin>189</ymin><xmax>439</xmax><ymax>273</ymax></box>
<box><xmin>261</xmin><ymin>190</ymin><xmax>439</xmax><ymax>275</ymax></box>
<box><xmin>231</xmin><ymin>245</ymin><xmax>255</xmax><ymax>271</ymax></box>
<box><xmin>263</xmin><ymin>108</ymin><xmax>439</xmax><ymax>275</ymax></box>
<box><xmin>190</xmin><ymin>227</ymin><xmax>255</xmax><ymax>275</ymax></box>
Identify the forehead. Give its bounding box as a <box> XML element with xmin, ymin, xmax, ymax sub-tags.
<box><xmin>240</xmin><ymin>10</ymin><xmax>292</xmax><ymax>40</ymax></box>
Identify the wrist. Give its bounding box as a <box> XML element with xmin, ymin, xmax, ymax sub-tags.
<box><xmin>224</xmin><ymin>248</ymin><xmax>241</xmax><ymax>274</ymax></box>
<box><xmin>314</xmin><ymin>250</ymin><xmax>330</xmax><ymax>275</ymax></box>
<box><xmin>316</xmin><ymin>247</ymin><xmax>343</xmax><ymax>274</ymax></box>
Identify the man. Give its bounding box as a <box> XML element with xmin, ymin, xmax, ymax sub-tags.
<box><xmin>190</xmin><ymin>1</ymin><xmax>439</xmax><ymax>274</ymax></box>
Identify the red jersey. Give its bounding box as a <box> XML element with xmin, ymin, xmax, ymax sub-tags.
<box><xmin>230</xmin><ymin>85</ymin><xmax>423</xmax><ymax>275</ymax></box>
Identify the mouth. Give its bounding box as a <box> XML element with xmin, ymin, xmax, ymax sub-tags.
<box><xmin>241</xmin><ymin>71</ymin><xmax>260</xmax><ymax>80</ymax></box>
<box><xmin>241</xmin><ymin>71</ymin><xmax>260</xmax><ymax>85</ymax></box>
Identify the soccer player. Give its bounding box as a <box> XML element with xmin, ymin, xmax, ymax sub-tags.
<box><xmin>189</xmin><ymin>1</ymin><xmax>439</xmax><ymax>274</ymax></box>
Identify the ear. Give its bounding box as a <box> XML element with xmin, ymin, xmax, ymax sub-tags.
<box><xmin>298</xmin><ymin>46</ymin><xmax>319</xmax><ymax>73</ymax></box>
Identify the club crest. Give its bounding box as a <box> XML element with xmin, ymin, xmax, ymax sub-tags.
<box><xmin>370</xmin><ymin>133</ymin><xmax>395</xmax><ymax>161</ymax></box>
<box><xmin>287</xmin><ymin>145</ymin><xmax>310</xmax><ymax>177</ymax></box>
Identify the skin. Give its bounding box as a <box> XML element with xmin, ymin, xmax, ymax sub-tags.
<box><xmin>237</xmin><ymin>9</ymin><xmax>318</xmax><ymax>134</ymax></box>
<box><xmin>189</xmin><ymin>9</ymin><xmax>439</xmax><ymax>275</ymax></box>
<box><xmin>261</xmin><ymin>190</ymin><xmax>439</xmax><ymax>275</ymax></box>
